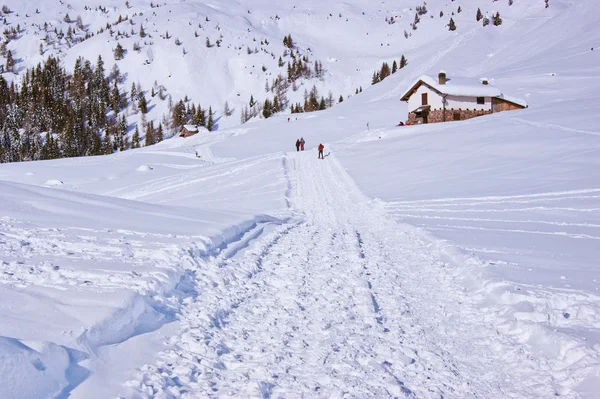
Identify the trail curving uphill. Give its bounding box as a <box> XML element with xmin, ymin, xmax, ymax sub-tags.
<box><xmin>126</xmin><ymin>152</ymin><xmax>584</xmax><ymax>398</ymax></box>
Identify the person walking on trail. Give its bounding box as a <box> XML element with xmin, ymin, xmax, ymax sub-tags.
<box><xmin>300</xmin><ymin>137</ymin><xmax>305</xmax><ymax>151</ymax></box>
<box><xmin>295</xmin><ymin>138</ymin><xmax>301</xmax><ymax>152</ymax></box>
<box><xmin>318</xmin><ymin>143</ymin><xmax>325</xmax><ymax>159</ymax></box>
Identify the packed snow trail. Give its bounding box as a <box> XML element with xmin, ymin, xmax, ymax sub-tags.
<box><xmin>126</xmin><ymin>151</ymin><xmax>582</xmax><ymax>398</ymax></box>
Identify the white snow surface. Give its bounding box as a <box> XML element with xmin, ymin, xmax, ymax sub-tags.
<box><xmin>1</xmin><ymin>0</ymin><xmax>600</xmax><ymax>398</ymax></box>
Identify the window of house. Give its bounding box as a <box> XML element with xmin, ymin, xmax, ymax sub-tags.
<box><xmin>477</xmin><ymin>97</ymin><xmax>485</xmax><ymax>104</ymax></box>
<box><xmin>421</xmin><ymin>93</ymin><xmax>428</xmax><ymax>105</ymax></box>
<box><xmin>453</xmin><ymin>111</ymin><xmax>461</xmax><ymax>120</ymax></box>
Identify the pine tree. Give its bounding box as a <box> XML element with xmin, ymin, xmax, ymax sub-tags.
<box><xmin>207</xmin><ymin>106</ymin><xmax>214</xmax><ymax>131</ymax></box>
<box><xmin>493</xmin><ymin>12</ymin><xmax>503</xmax><ymax>26</ymax></box>
<box><xmin>392</xmin><ymin>60</ymin><xmax>398</xmax><ymax>74</ymax></box>
<box><xmin>400</xmin><ymin>55</ymin><xmax>407</xmax><ymax>69</ymax></box>
<box><xmin>380</xmin><ymin>62</ymin><xmax>391</xmax><ymax>80</ymax></box>
<box><xmin>371</xmin><ymin>71</ymin><xmax>380</xmax><ymax>85</ymax></box>
<box><xmin>139</xmin><ymin>24</ymin><xmax>146</xmax><ymax>37</ymax></box>
<box><xmin>130</xmin><ymin>83</ymin><xmax>137</xmax><ymax>103</ymax></box>
<box><xmin>483</xmin><ymin>16</ymin><xmax>490</xmax><ymax>26</ymax></box>
<box><xmin>319</xmin><ymin>97</ymin><xmax>326</xmax><ymax>110</ymax></box>
<box><xmin>224</xmin><ymin>101</ymin><xmax>231</xmax><ymax>117</ymax></box>
<box><xmin>5</xmin><ymin>50</ymin><xmax>14</xmax><ymax>72</ymax></box>
<box><xmin>476</xmin><ymin>8</ymin><xmax>483</xmax><ymax>21</ymax></box>
<box><xmin>198</xmin><ymin>106</ymin><xmax>206</xmax><ymax>126</ymax></box>
<box><xmin>448</xmin><ymin>18</ymin><xmax>457</xmax><ymax>31</ymax></box>
<box><xmin>113</xmin><ymin>43</ymin><xmax>125</xmax><ymax>60</ymax></box>
<box><xmin>240</xmin><ymin>105</ymin><xmax>249</xmax><ymax>123</ymax></box>
<box><xmin>119</xmin><ymin>115</ymin><xmax>128</xmax><ymax>150</ymax></box>
<box><xmin>111</xmin><ymin>81</ymin><xmax>120</xmax><ymax>113</ymax></box>
<box><xmin>138</xmin><ymin>93</ymin><xmax>148</xmax><ymax>114</ymax></box>
<box><xmin>144</xmin><ymin>121</ymin><xmax>154</xmax><ymax>146</ymax></box>
<box><xmin>262</xmin><ymin>99</ymin><xmax>272</xmax><ymax>118</ymax></box>
<box><xmin>131</xmin><ymin>125</ymin><xmax>140</xmax><ymax>148</ymax></box>
<box><xmin>171</xmin><ymin>100</ymin><xmax>186</xmax><ymax>129</ymax></box>
<box><xmin>102</xmin><ymin>132</ymin><xmax>113</xmax><ymax>154</ymax></box>
<box><xmin>339</xmin><ymin>95</ymin><xmax>344</xmax><ymax>103</ymax></box>
<box><xmin>326</xmin><ymin>91</ymin><xmax>334</xmax><ymax>108</ymax></box>
<box><xmin>156</xmin><ymin>123</ymin><xmax>164</xmax><ymax>142</ymax></box>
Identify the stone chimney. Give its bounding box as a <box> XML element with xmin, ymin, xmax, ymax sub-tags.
<box><xmin>481</xmin><ymin>78</ymin><xmax>489</xmax><ymax>85</ymax></box>
<box><xmin>438</xmin><ymin>71</ymin><xmax>447</xmax><ymax>85</ymax></box>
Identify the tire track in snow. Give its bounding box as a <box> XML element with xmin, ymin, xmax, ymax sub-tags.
<box><xmin>125</xmin><ymin>151</ymin><xmax>597</xmax><ymax>398</ymax></box>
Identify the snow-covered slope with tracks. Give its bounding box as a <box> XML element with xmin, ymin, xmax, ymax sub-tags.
<box><xmin>0</xmin><ymin>0</ymin><xmax>599</xmax><ymax>398</ymax></box>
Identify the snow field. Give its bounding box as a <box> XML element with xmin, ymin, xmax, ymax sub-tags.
<box><xmin>123</xmin><ymin>153</ymin><xmax>595</xmax><ymax>398</ymax></box>
<box><xmin>0</xmin><ymin>0</ymin><xmax>598</xmax><ymax>396</ymax></box>
<box><xmin>0</xmin><ymin>177</ymin><xmax>288</xmax><ymax>398</ymax></box>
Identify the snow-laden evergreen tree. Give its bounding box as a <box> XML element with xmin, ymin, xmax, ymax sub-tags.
<box><xmin>118</xmin><ymin>115</ymin><xmax>128</xmax><ymax>151</ymax></box>
<box><xmin>113</xmin><ymin>43</ymin><xmax>125</xmax><ymax>60</ymax></box>
<box><xmin>156</xmin><ymin>123</ymin><xmax>164</xmax><ymax>142</ymax></box>
<box><xmin>138</xmin><ymin>92</ymin><xmax>148</xmax><ymax>114</ymax></box>
<box><xmin>110</xmin><ymin>81</ymin><xmax>120</xmax><ymax>113</ymax></box>
<box><xmin>224</xmin><ymin>101</ymin><xmax>231</xmax><ymax>117</ymax></box>
<box><xmin>102</xmin><ymin>132</ymin><xmax>112</xmax><ymax>154</ymax></box>
<box><xmin>207</xmin><ymin>106</ymin><xmax>214</xmax><ymax>131</ymax></box>
<box><xmin>5</xmin><ymin>50</ymin><xmax>14</xmax><ymax>72</ymax></box>
<box><xmin>493</xmin><ymin>12</ymin><xmax>503</xmax><ymax>26</ymax></box>
<box><xmin>131</xmin><ymin>125</ymin><xmax>140</xmax><ymax>148</ymax></box>
<box><xmin>145</xmin><ymin>121</ymin><xmax>154</xmax><ymax>146</ymax></box>
<box><xmin>380</xmin><ymin>62</ymin><xmax>391</xmax><ymax>80</ymax></box>
<box><xmin>400</xmin><ymin>55</ymin><xmax>407</xmax><ymax>69</ymax></box>
<box><xmin>171</xmin><ymin>100</ymin><xmax>186</xmax><ymax>129</ymax></box>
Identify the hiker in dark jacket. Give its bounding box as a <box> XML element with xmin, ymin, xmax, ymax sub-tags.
<box><xmin>295</xmin><ymin>139</ymin><xmax>301</xmax><ymax>152</ymax></box>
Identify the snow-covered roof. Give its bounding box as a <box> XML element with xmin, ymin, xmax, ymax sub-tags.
<box><xmin>183</xmin><ymin>124</ymin><xmax>199</xmax><ymax>132</ymax></box>
<box><xmin>401</xmin><ymin>75</ymin><xmax>502</xmax><ymax>100</ymax></box>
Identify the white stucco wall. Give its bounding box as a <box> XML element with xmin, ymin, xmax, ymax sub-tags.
<box><xmin>407</xmin><ymin>84</ymin><xmax>493</xmax><ymax>112</ymax></box>
<box><xmin>407</xmin><ymin>84</ymin><xmax>443</xmax><ymax>112</ymax></box>
<box><xmin>446</xmin><ymin>95</ymin><xmax>492</xmax><ymax>111</ymax></box>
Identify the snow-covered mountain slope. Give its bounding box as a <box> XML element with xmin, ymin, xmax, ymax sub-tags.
<box><xmin>1</xmin><ymin>0</ymin><xmax>600</xmax><ymax>398</ymax></box>
<box><xmin>1</xmin><ymin>0</ymin><xmax>565</xmax><ymax>132</ymax></box>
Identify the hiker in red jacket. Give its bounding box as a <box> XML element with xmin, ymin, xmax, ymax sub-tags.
<box><xmin>318</xmin><ymin>143</ymin><xmax>324</xmax><ymax>159</ymax></box>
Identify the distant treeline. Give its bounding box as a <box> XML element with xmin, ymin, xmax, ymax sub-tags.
<box><xmin>0</xmin><ymin>56</ymin><xmax>158</xmax><ymax>163</ymax></box>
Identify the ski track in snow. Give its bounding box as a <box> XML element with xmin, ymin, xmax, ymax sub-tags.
<box><xmin>0</xmin><ymin>221</ymin><xmax>189</xmax><ymax>295</ymax></box>
<box><xmin>124</xmin><ymin>153</ymin><xmax>597</xmax><ymax>398</ymax></box>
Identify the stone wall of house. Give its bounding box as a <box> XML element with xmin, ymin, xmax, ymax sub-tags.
<box><xmin>407</xmin><ymin>112</ymin><xmax>422</xmax><ymax>124</ymax></box>
<box><xmin>407</xmin><ymin>109</ymin><xmax>491</xmax><ymax>124</ymax></box>
<box><xmin>494</xmin><ymin>100</ymin><xmax>523</xmax><ymax>112</ymax></box>
<box><xmin>433</xmin><ymin>109</ymin><xmax>491</xmax><ymax>122</ymax></box>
